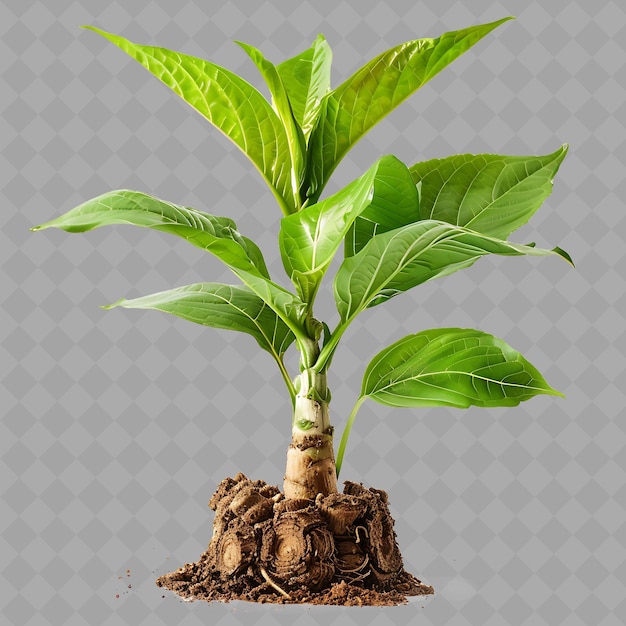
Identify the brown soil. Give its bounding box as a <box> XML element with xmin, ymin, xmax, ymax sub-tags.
<box><xmin>156</xmin><ymin>473</ymin><xmax>434</xmax><ymax>606</ymax></box>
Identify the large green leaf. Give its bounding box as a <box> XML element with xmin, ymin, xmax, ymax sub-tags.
<box><xmin>335</xmin><ymin>326</ymin><xmax>564</xmax><ymax>474</ymax></box>
<box><xmin>33</xmin><ymin>190</ymin><xmax>307</xmax><ymax>333</ymax></box>
<box><xmin>236</xmin><ymin>41</ymin><xmax>306</xmax><ymax>197</ymax></box>
<box><xmin>276</xmin><ymin>34</ymin><xmax>332</xmax><ymax>141</ymax></box>
<box><xmin>345</xmin><ymin>156</ymin><xmax>419</xmax><ymax>257</ymax></box>
<box><xmin>334</xmin><ymin>220</ymin><xmax>572</xmax><ymax>323</ymax></box>
<box><xmin>409</xmin><ymin>145</ymin><xmax>568</xmax><ymax>239</ymax></box>
<box><xmin>279</xmin><ymin>155</ymin><xmax>406</xmax><ymax>304</ymax></box>
<box><xmin>84</xmin><ymin>27</ymin><xmax>298</xmax><ymax>214</ymax></box>
<box><xmin>362</xmin><ymin>328</ymin><xmax>564</xmax><ymax>408</ymax></box>
<box><xmin>106</xmin><ymin>283</ymin><xmax>296</xmax><ymax>357</ymax></box>
<box><xmin>32</xmin><ymin>189</ymin><xmax>269</xmax><ymax>274</ymax></box>
<box><xmin>305</xmin><ymin>17</ymin><xmax>513</xmax><ymax>202</ymax></box>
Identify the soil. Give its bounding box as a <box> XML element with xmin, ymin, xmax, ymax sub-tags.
<box><xmin>156</xmin><ymin>473</ymin><xmax>434</xmax><ymax>606</ymax></box>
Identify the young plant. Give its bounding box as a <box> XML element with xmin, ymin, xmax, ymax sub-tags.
<box><xmin>34</xmin><ymin>18</ymin><xmax>570</xmax><ymax>507</ymax></box>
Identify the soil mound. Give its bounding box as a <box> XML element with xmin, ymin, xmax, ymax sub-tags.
<box><xmin>156</xmin><ymin>473</ymin><xmax>434</xmax><ymax>606</ymax></box>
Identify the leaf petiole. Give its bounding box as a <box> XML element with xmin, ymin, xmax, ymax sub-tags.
<box><xmin>335</xmin><ymin>395</ymin><xmax>367</xmax><ymax>478</ymax></box>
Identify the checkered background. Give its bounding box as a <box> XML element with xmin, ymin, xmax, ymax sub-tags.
<box><xmin>2</xmin><ymin>0</ymin><xmax>624</xmax><ymax>624</ymax></box>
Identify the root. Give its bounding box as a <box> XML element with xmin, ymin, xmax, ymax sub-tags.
<box><xmin>260</xmin><ymin>566</ymin><xmax>291</xmax><ymax>599</ymax></box>
<box><xmin>354</xmin><ymin>525</ymin><xmax>368</xmax><ymax>543</ymax></box>
<box><xmin>156</xmin><ymin>474</ymin><xmax>435</xmax><ymax>605</ymax></box>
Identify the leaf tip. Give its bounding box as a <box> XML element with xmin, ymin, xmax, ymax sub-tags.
<box><xmin>81</xmin><ymin>25</ymin><xmax>117</xmax><ymax>43</ymax></box>
<box><xmin>485</xmin><ymin>16</ymin><xmax>516</xmax><ymax>30</ymax></box>
<box><xmin>101</xmin><ymin>297</ymin><xmax>126</xmax><ymax>310</ymax></box>
<box><xmin>548</xmin><ymin>387</ymin><xmax>566</xmax><ymax>400</ymax></box>
<box><xmin>30</xmin><ymin>219</ymin><xmax>57</xmax><ymax>232</ymax></box>
<box><xmin>553</xmin><ymin>246</ymin><xmax>574</xmax><ymax>267</ymax></box>
<box><xmin>549</xmin><ymin>143</ymin><xmax>569</xmax><ymax>164</ymax></box>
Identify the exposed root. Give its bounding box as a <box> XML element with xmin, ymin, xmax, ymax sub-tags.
<box><xmin>156</xmin><ymin>474</ymin><xmax>435</xmax><ymax>606</ymax></box>
<box><xmin>355</xmin><ymin>525</ymin><xmax>368</xmax><ymax>543</ymax></box>
<box><xmin>260</xmin><ymin>566</ymin><xmax>291</xmax><ymax>599</ymax></box>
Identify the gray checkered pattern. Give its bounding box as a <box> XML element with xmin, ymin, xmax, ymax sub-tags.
<box><xmin>2</xmin><ymin>0</ymin><xmax>625</xmax><ymax>624</ymax></box>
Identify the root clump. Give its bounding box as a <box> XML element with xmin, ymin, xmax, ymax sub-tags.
<box><xmin>156</xmin><ymin>473</ymin><xmax>434</xmax><ymax>606</ymax></box>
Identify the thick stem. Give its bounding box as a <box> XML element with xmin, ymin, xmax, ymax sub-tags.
<box><xmin>283</xmin><ymin>370</ymin><xmax>338</xmax><ymax>500</ymax></box>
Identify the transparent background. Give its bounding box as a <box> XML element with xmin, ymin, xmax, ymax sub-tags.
<box><xmin>2</xmin><ymin>1</ymin><xmax>624</xmax><ymax>624</ymax></box>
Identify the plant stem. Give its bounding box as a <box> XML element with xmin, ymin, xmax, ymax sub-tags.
<box><xmin>335</xmin><ymin>395</ymin><xmax>367</xmax><ymax>478</ymax></box>
<box><xmin>300</xmin><ymin>335</ymin><xmax>321</xmax><ymax>371</ymax></box>
<box><xmin>283</xmin><ymin>368</ymin><xmax>338</xmax><ymax>499</ymax></box>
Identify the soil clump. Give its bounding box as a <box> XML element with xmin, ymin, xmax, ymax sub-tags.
<box><xmin>156</xmin><ymin>473</ymin><xmax>434</xmax><ymax>606</ymax></box>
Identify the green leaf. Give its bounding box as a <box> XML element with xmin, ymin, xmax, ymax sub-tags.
<box><xmin>334</xmin><ymin>220</ymin><xmax>572</xmax><ymax>323</ymax></box>
<box><xmin>236</xmin><ymin>269</ymin><xmax>307</xmax><ymax>332</ymax></box>
<box><xmin>83</xmin><ymin>26</ymin><xmax>298</xmax><ymax>214</ymax></box>
<box><xmin>362</xmin><ymin>328</ymin><xmax>564</xmax><ymax>408</ymax></box>
<box><xmin>279</xmin><ymin>155</ymin><xmax>401</xmax><ymax>304</ymax></box>
<box><xmin>236</xmin><ymin>41</ymin><xmax>306</xmax><ymax>199</ymax></box>
<box><xmin>33</xmin><ymin>190</ymin><xmax>307</xmax><ymax>334</ymax></box>
<box><xmin>409</xmin><ymin>145</ymin><xmax>569</xmax><ymax>239</ymax></box>
<box><xmin>32</xmin><ymin>189</ymin><xmax>269</xmax><ymax>275</ymax></box>
<box><xmin>345</xmin><ymin>156</ymin><xmax>419</xmax><ymax>257</ymax></box>
<box><xmin>305</xmin><ymin>17</ymin><xmax>513</xmax><ymax>201</ymax></box>
<box><xmin>106</xmin><ymin>282</ymin><xmax>295</xmax><ymax>357</ymax></box>
<box><xmin>276</xmin><ymin>34</ymin><xmax>332</xmax><ymax>141</ymax></box>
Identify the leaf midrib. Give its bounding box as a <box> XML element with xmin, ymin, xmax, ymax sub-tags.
<box><xmin>341</xmin><ymin>222</ymin><xmax>464</xmax><ymax>321</ymax></box>
<box><xmin>371</xmin><ymin>369</ymin><xmax>545</xmax><ymax>398</ymax></box>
